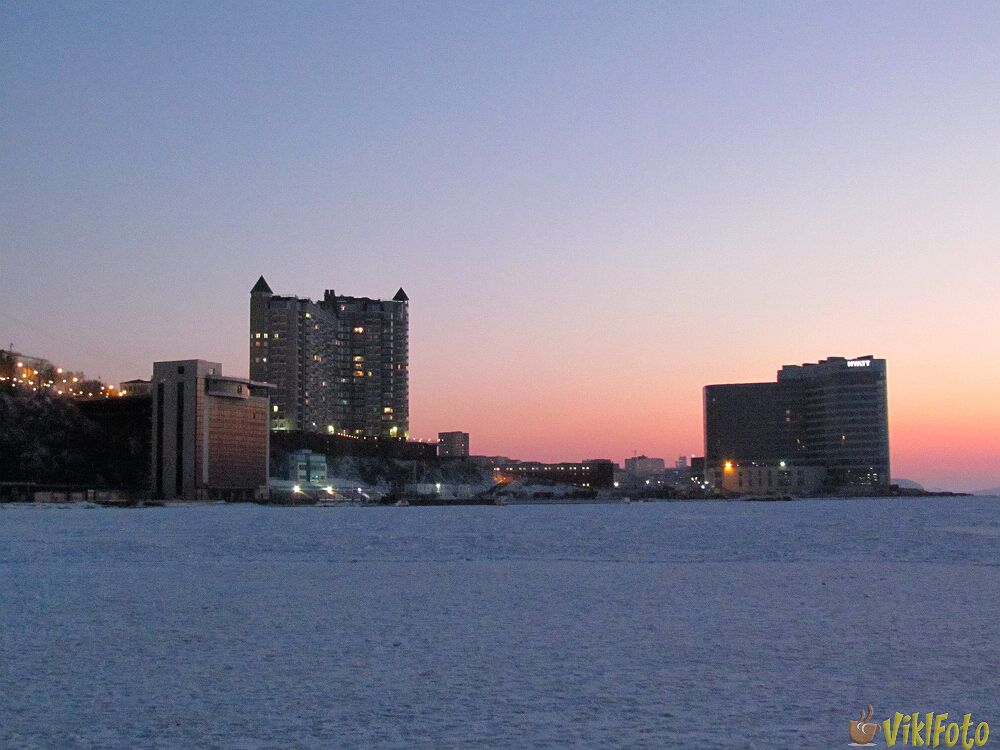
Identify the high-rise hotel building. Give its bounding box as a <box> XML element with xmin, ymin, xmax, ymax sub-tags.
<box><xmin>704</xmin><ymin>356</ymin><xmax>890</xmax><ymax>489</ymax></box>
<box><xmin>250</xmin><ymin>276</ymin><xmax>409</xmax><ymax>437</ymax></box>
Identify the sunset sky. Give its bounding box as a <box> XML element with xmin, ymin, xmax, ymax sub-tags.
<box><xmin>3</xmin><ymin>2</ymin><xmax>999</xmax><ymax>491</ymax></box>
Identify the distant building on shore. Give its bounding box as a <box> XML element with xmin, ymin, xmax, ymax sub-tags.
<box><xmin>151</xmin><ymin>360</ymin><xmax>271</xmax><ymax>501</ymax></box>
<box><xmin>493</xmin><ymin>460</ymin><xmax>615</xmax><ymax>489</ymax></box>
<box><xmin>623</xmin><ymin>455</ymin><xmax>665</xmax><ymax>479</ymax></box>
<box><xmin>617</xmin><ymin>455</ymin><xmax>692</xmax><ymax>491</ymax></box>
<box><xmin>286</xmin><ymin>449</ymin><xmax>327</xmax><ymax>484</ymax></box>
<box><xmin>704</xmin><ymin>356</ymin><xmax>889</xmax><ymax>491</ymax></box>
<box><xmin>249</xmin><ymin>276</ymin><xmax>408</xmax><ymax>438</ymax></box>
<box><xmin>690</xmin><ymin>456</ymin><xmax>705</xmax><ymax>485</ymax></box>
<box><xmin>438</xmin><ymin>431</ymin><xmax>470</xmax><ymax>458</ymax></box>
<box><xmin>269</xmin><ymin>429</ymin><xmax>437</xmax><ymax>464</ymax></box>
<box><xmin>119</xmin><ymin>378</ymin><xmax>151</xmax><ymax>398</ymax></box>
<box><xmin>703</xmin><ymin>461</ymin><xmax>827</xmax><ymax>495</ymax></box>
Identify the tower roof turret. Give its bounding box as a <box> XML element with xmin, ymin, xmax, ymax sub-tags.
<box><xmin>251</xmin><ymin>275</ymin><xmax>273</xmax><ymax>294</ymax></box>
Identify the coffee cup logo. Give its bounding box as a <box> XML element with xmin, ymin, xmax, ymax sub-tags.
<box><xmin>850</xmin><ymin>704</ymin><xmax>880</xmax><ymax>745</ymax></box>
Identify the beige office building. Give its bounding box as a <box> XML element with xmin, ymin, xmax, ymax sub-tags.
<box><xmin>151</xmin><ymin>360</ymin><xmax>271</xmax><ymax>501</ymax></box>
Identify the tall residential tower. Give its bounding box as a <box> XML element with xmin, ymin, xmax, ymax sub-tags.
<box><xmin>250</xmin><ymin>276</ymin><xmax>409</xmax><ymax>437</ymax></box>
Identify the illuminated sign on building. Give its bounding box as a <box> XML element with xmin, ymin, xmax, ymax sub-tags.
<box><xmin>846</xmin><ymin>360</ymin><xmax>871</xmax><ymax>368</ymax></box>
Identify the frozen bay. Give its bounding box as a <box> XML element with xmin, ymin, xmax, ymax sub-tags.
<box><xmin>2</xmin><ymin>498</ymin><xmax>998</xmax><ymax>749</ymax></box>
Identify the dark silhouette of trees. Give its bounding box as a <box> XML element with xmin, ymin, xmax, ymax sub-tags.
<box><xmin>0</xmin><ymin>385</ymin><xmax>149</xmax><ymax>490</ymax></box>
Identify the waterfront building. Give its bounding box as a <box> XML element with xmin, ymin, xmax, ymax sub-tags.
<box><xmin>493</xmin><ymin>460</ymin><xmax>615</xmax><ymax>489</ymax></box>
<box><xmin>704</xmin><ymin>356</ymin><xmax>889</xmax><ymax>490</ymax></box>
<box><xmin>704</xmin><ymin>382</ymin><xmax>797</xmax><ymax>465</ymax></box>
<box><xmin>269</xmin><ymin>429</ymin><xmax>436</xmax><ymax>463</ymax></box>
<box><xmin>469</xmin><ymin>455</ymin><xmax>514</xmax><ymax>467</ymax></box>
<box><xmin>623</xmin><ymin>455</ymin><xmax>666</xmax><ymax>479</ymax></box>
<box><xmin>250</xmin><ymin>276</ymin><xmax>408</xmax><ymax>438</ymax></box>
<box><xmin>778</xmin><ymin>357</ymin><xmax>889</xmax><ymax>487</ymax></box>
<box><xmin>119</xmin><ymin>378</ymin><xmax>152</xmax><ymax>397</ymax></box>
<box><xmin>703</xmin><ymin>461</ymin><xmax>826</xmax><ymax>495</ymax></box>
<box><xmin>438</xmin><ymin>431</ymin><xmax>470</xmax><ymax>458</ymax></box>
<box><xmin>151</xmin><ymin>360</ymin><xmax>271</xmax><ymax>501</ymax></box>
<box><xmin>286</xmin><ymin>449</ymin><xmax>327</xmax><ymax>484</ymax></box>
<box><xmin>690</xmin><ymin>456</ymin><xmax>705</xmax><ymax>485</ymax></box>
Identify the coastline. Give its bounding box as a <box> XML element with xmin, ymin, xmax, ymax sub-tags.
<box><xmin>1</xmin><ymin>489</ymin><xmax>981</xmax><ymax>509</ymax></box>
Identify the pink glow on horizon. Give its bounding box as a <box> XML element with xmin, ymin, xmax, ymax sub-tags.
<box><xmin>410</xmin><ymin>347</ymin><xmax>1000</xmax><ymax>493</ymax></box>
<box><xmin>4</xmin><ymin>3</ymin><xmax>1000</xmax><ymax>493</ymax></box>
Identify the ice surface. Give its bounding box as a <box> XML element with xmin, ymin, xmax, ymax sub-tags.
<box><xmin>1</xmin><ymin>497</ymin><xmax>998</xmax><ymax>748</ymax></box>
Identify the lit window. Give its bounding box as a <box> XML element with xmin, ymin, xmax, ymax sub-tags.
<box><xmin>273</xmin><ymin>405</ymin><xmax>278</xmax><ymax>412</ymax></box>
<box><xmin>353</xmin><ymin>327</ymin><xmax>364</xmax><ymax>333</ymax></box>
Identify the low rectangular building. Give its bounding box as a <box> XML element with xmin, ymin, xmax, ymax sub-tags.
<box><xmin>704</xmin><ymin>461</ymin><xmax>826</xmax><ymax>495</ymax></box>
<box><xmin>287</xmin><ymin>449</ymin><xmax>327</xmax><ymax>484</ymax></box>
<box><xmin>493</xmin><ymin>460</ymin><xmax>615</xmax><ymax>489</ymax></box>
<box><xmin>119</xmin><ymin>378</ymin><xmax>152</xmax><ymax>398</ymax></box>
<box><xmin>438</xmin><ymin>431</ymin><xmax>470</xmax><ymax>458</ymax></box>
<box><xmin>624</xmin><ymin>455</ymin><xmax>666</xmax><ymax>479</ymax></box>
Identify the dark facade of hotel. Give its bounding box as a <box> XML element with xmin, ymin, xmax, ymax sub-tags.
<box><xmin>250</xmin><ymin>276</ymin><xmax>408</xmax><ymax>438</ymax></box>
<box><xmin>704</xmin><ymin>356</ymin><xmax>890</xmax><ymax>489</ymax></box>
